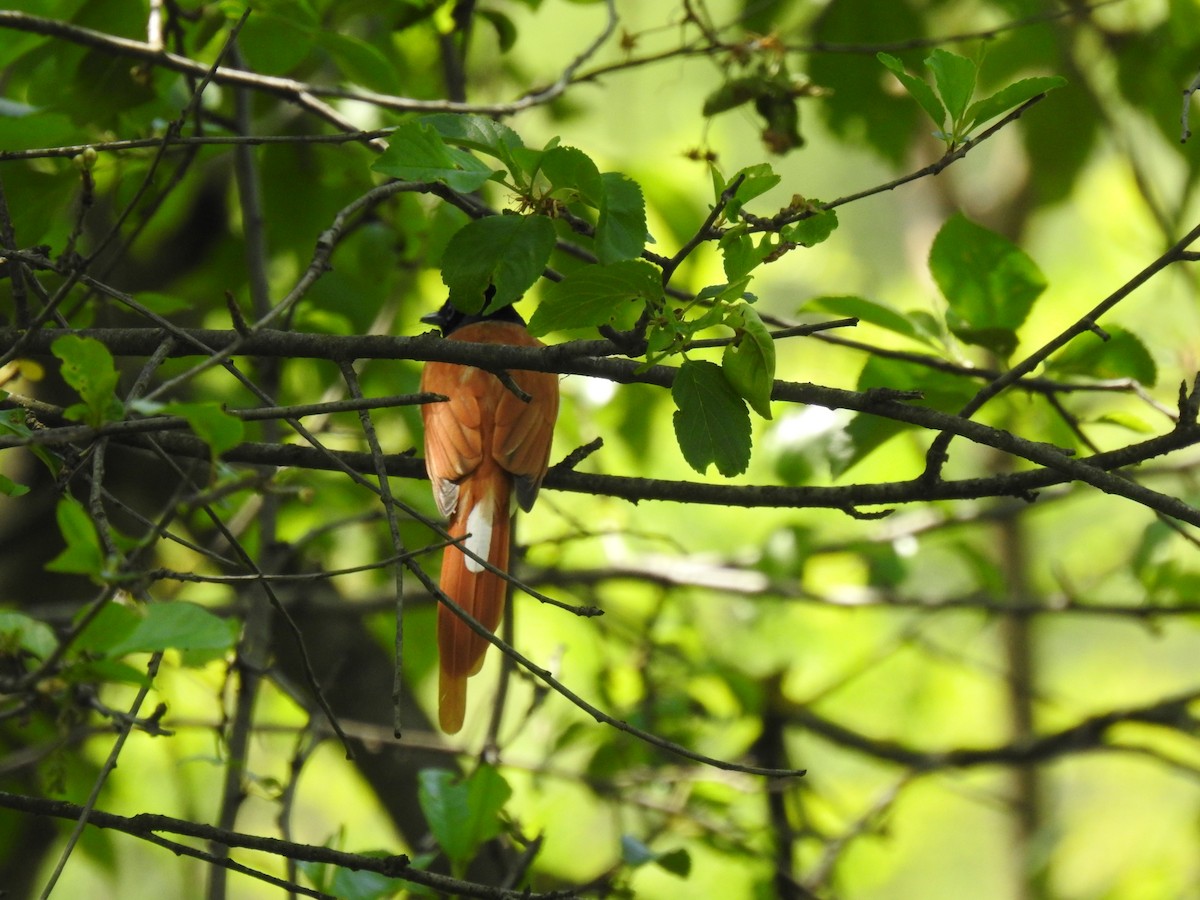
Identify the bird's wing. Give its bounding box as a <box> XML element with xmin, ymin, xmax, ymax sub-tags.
<box><xmin>420</xmin><ymin>362</ymin><xmax>485</xmax><ymax>518</ymax></box>
<box><xmin>494</xmin><ymin>367</ymin><xmax>559</xmax><ymax>511</ymax></box>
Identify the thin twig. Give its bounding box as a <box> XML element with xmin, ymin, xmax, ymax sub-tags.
<box><xmin>416</xmin><ymin>563</ymin><xmax>805</xmax><ymax>778</ymax></box>
<box><xmin>38</xmin><ymin>653</ymin><xmax>164</xmax><ymax>899</ymax></box>
<box><xmin>338</xmin><ymin>361</ymin><xmax>410</xmax><ymax>738</ymax></box>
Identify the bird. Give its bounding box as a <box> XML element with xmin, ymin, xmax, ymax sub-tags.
<box><xmin>419</xmin><ymin>297</ymin><xmax>559</xmax><ymax>734</ymax></box>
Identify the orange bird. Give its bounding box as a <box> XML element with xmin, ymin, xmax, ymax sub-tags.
<box><xmin>420</xmin><ymin>299</ymin><xmax>559</xmax><ymax>734</ymax></box>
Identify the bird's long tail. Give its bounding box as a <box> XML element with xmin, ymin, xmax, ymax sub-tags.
<box><xmin>437</xmin><ymin>475</ymin><xmax>511</xmax><ymax>734</ymax></box>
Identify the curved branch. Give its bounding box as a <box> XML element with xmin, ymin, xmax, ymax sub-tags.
<box><xmin>785</xmin><ymin>688</ymin><xmax>1200</xmax><ymax>772</ymax></box>
<box><xmin>0</xmin><ymin>8</ymin><xmax>616</xmax><ymax>119</ymax></box>
<box><xmin>9</xmin><ymin>390</ymin><xmax>1200</xmax><ymax>522</ymax></box>
<box><xmin>6</xmin><ymin>327</ymin><xmax>1200</xmax><ymax>524</ymax></box>
<box><xmin>0</xmin><ymin>791</ymin><xmax>578</xmax><ymax>900</ymax></box>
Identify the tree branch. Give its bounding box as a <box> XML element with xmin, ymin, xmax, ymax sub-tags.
<box><xmin>6</xmin><ymin>327</ymin><xmax>1200</xmax><ymax>524</ymax></box>
<box><xmin>0</xmin><ymin>791</ymin><xmax>580</xmax><ymax>900</ymax></box>
<box><xmin>784</xmin><ymin>688</ymin><xmax>1200</xmax><ymax>771</ymax></box>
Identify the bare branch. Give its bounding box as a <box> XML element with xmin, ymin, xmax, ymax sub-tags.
<box><xmin>0</xmin><ymin>790</ymin><xmax>580</xmax><ymax>900</ymax></box>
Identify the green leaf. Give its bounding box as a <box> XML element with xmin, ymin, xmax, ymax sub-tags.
<box><xmin>135</xmin><ymin>292</ymin><xmax>191</xmax><ymax>315</ymax></box>
<box><xmin>58</xmin><ymin>47</ymin><xmax>157</xmax><ymax>129</ymax></box>
<box><xmin>925</xmin><ymin>49</ymin><xmax>977</xmax><ymax>127</ymax></box>
<box><xmin>74</xmin><ymin>602</ymin><xmax>140</xmax><ymax>656</ymax></box>
<box><xmin>68</xmin><ymin>658</ymin><xmax>153</xmax><ymax>687</ymax></box>
<box><xmin>672</xmin><ymin>360</ymin><xmax>752</xmax><ymax>477</ymax></box>
<box><xmin>537</xmin><ymin>145</ymin><xmax>604</xmax><ymax>207</ymax></box>
<box><xmin>421</xmin><ymin>114</ymin><xmax>525</xmax><ymax>175</ymax></box>
<box><xmin>104</xmin><ymin>602</ymin><xmax>237</xmax><ymax>657</ymax></box>
<box><xmin>878</xmin><ymin>52</ymin><xmax>945</xmax><ymax>130</ymax></box>
<box><xmin>929</xmin><ymin>213</ymin><xmax>1046</xmax><ymax>357</ymax></box>
<box><xmin>419</xmin><ymin>768</ymin><xmax>473</xmax><ymax>865</ymax></box>
<box><xmin>51</xmin><ymin>334</ymin><xmax>123</xmax><ymax>426</ymax></box>
<box><xmin>528</xmin><ymin>259</ymin><xmax>662</xmax><ymax>335</ymax></box>
<box><xmin>463</xmin><ymin>765</ymin><xmax>511</xmax><ymax>846</ymax></box>
<box><xmin>418</xmin><ymin>766</ymin><xmax>512</xmax><ymax>867</ymax></box>
<box><xmin>372</xmin><ymin>119</ymin><xmax>497</xmax><ymax>192</ymax></box>
<box><xmin>159</xmin><ymin>402</ymin><xmax>245</xmax><ymax>456</ymax></box>
<box><xmin>478</xmin><ymin>9</ymin><xmax>518</xmax><ymax>52</ymax></box>
<box><xmin>719</xmin><ymin>228</ymin><xmax>766</xmax><ymax>282</ymax></box>
<box><xmin>829</xmin><ymin>356</ymin><xmax>976</xmax><ymax>476</ymax></box>
<box><xmin>1047</xmin><ymin>326</ymin><xmax>1157</xmax><ymax>386</ymax></box>
<box><xmin>330</xmin><ymin>866</ymin><xmax>407</xmax><ymax>900</ymax></box>
<box><xmin>966</xmin><ymin>76</ymin><xmax>1067</xmax><ymax>131</ymax></box>
<box><xmin>441</xmin><ymin>215</ymin><xmax>557</xmax><ymax>312</ymax></box>
<box><xmin>0</xmin><ymin>609</ymin><xmax>58</xmax><ymax>659</ymax></box>
<box><xmin>0</xmin><ymin>471</ymin><xmax>29</xmax><ymax>497</ymax></box>
<box><xmin>784</xmin><ymin>206</ymin><xmax>838</xmax><ymax>247</ymax></box>
<box><xmin>46</xmin><ymin>497</ymin><xmax>106</xmax><ymax>576</ymax></box>
<box><xmin>656</xmin><ymin>848</ymin><xmax>692</xmax><ymax>878</ymax></box>
<box><xmin>317</xmin><ymin>32</ymin><xmax>400</xmax><ymax>94</ymax></box>
<box><xmin>804</xmin><ymin>295</ymin><xmax>917</xmax><ymax>339</ymax></box>
<box><xmin>422</xmin><ymin>114</ymin><xmax>521</xmax><ymax>153</ymax></box>
<box><xmin>595</xmin><ymin>172</ymin><xmax>648</xmax><ymax>263</ymax></box>
<box><xmin>721</xmin><ymin>163</ymin><xmax>781</xmax><ymax>217</ymax></box>
<box><xmin>237</xmin><ymin>8</ymin><xmax>316</xmax><ymax>75</ymax></box>
<box><xmin>619</xmin><ymin>836</ymin><xmax>690</xmax><ymax>877</ymax></box>
<box><xmin>722</xmin><ymin>304</ymin><xmax>776</xmax><ymax>419</ymax></box>
<box><xmin>1095</xmin><ymin>411</ymin><xmax>1155</xmax><ymax>434</ymax></box>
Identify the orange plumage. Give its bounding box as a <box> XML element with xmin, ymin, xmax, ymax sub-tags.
<box><xmin>420</xmin><ymin>301</ymin><xmax>559</xmax><ymax>733</ymax></box>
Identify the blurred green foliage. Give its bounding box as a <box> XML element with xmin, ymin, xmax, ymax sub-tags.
<box><xmin>2</xmin><ymin>1</ymin><xmax>1200</xmax><ymax>898</ymax></box>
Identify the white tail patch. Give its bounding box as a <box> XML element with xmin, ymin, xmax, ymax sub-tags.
<box><xmin>464</xmin><ymin>497</ymin><xmax>494</xmax><ymax>573</ymax></box>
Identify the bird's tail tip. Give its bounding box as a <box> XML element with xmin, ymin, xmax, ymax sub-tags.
<box><xmin>438</xmin><ymin>670</ymin><xmax>467</xmax><ymax>734</ymax></box>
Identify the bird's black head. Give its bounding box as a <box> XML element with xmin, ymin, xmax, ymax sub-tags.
<box><xmin>421</xmin><ymin>289</ymin><xmax>526</xmax><ymax>336</ymax></box>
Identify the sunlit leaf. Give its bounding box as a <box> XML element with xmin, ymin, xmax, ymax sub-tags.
<box><xmin>372</xmin><ymin>119</ymin><xmax>497</xmax><ymax>192</ymax></box>
<box><xmin>878</xmin><ymin>52</ymin><xmax>945</xmax><ymax>129</ymax></box>
<box><xmin>74</xmin><ymin>602</ymin><xmax>140</xmax><ymax>655</ymax></box>
<box><xmin>926</xmin><ymin>49</ymin><xmax>977</xmax><ymax>126</ymax></box>
<box><xmin>723</xmin><ymin>162</ymin><xmax>781</xmax><ymax>211</ymax></box>
<box><xmin>784</xmin><ymin>206</ymin><xmax>838</xmax><ymax>247</ymax></box>
<box><xmin>529</xmin><ymin>259</ymin><xmax>662</xmax><ymax>335</ymax></box>
<box><xmin>102</xmin><ymin>602</ymin><xmax>237</xmax><ymax>656</ymax></box>
<box><xmin>967</xmin><ymin>76</ymin><xmax>1067</xmax><ymax>131</ymax></box>
<box><xmin>160</xmin><ymin>402</ymin><xmax>245</xmax><ymax>456</ymax></box>
<box><xmin>422</xmin><ymin>113</ymin><xmax>525</xmax><ymax>173</ymax></box>
<box><xmin>719</xmin><ymin>228</ymin><xmax>768</xmax><ymax>281</ymax></box>
<box><xmin>722</xmin><ymin>304</ymin><xmax>776</xmax><ymax>418</ymax></box>
<box><xmin>537</xmin><ymin>145</ymin><xmax>604</xmax><ymax>206</ymax></box>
